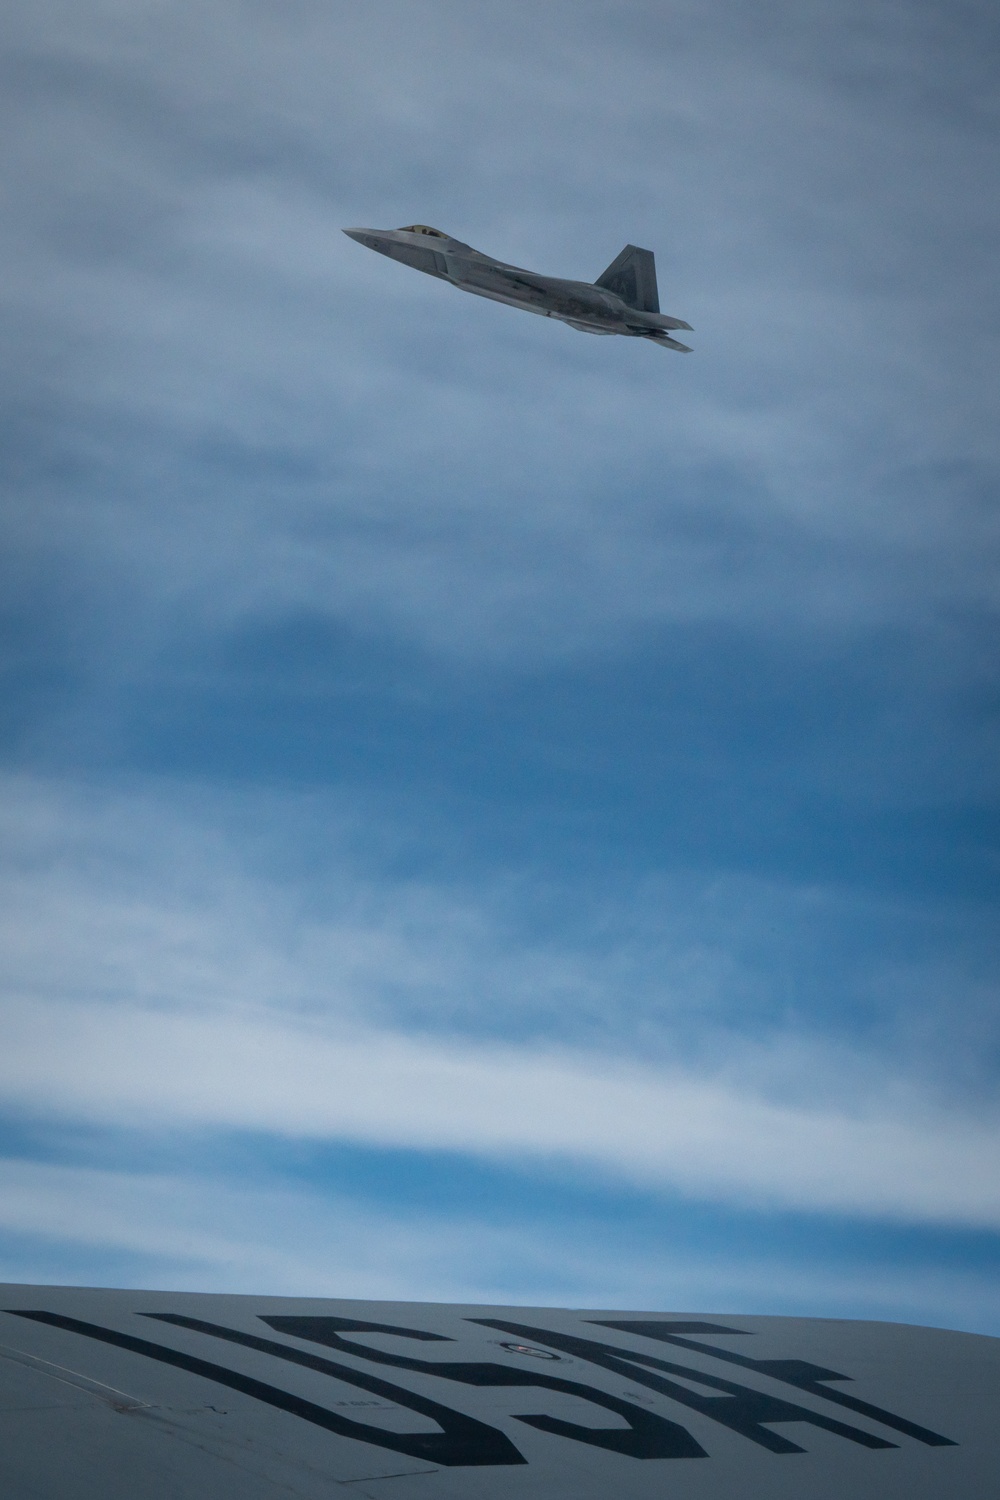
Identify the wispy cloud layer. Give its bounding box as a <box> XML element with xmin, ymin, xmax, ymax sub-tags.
<box><xmin>2</xmin><ymin>773</ymin><xmax>998</xmax><ymax>1230</ymax></box>
<box><xmin>3</xmin><ymin>0</ymin><xmax>999</xmax><ymax>661</ymax></box>
<box><xmin>6</xmin><ymin>997</ymin><xmax>1000</xmax><ymax>1227</ymax></box>
<box><xmin>3</xmin><ymin>1155</ymin><xmax>1000</xmax><ymax>1334</ymax></box>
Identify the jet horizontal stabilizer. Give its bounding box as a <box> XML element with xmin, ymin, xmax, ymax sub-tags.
<box><xmin>648</xmin><ymin>333</ymin><xmax>693</xmax><ymax>352</ymax></box>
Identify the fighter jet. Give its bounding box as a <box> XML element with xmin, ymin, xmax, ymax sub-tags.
<box><xmin>344</xmin><ymin>225</ymin><xmax>694</xmax><ymax>351</ymax></box>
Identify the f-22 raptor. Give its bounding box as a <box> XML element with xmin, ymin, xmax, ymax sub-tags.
<box><xmin>344</xmin><ymin>225</ymin><xmax>693</xmax><ymax>351</ymax></box>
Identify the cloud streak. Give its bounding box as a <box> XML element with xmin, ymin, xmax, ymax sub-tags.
<box><xmin>4</xmin><ymin>994</ymin><xmax>1000</xmax><ymax>1227</ymax></box>
<box><xmin>3</xmin><ymin>1155</ymin><xmax>1000</xmax><ymax>1333</ymax></box>
<box><xmin>1</xmin><ymin>768</ymin><xmax>998</xmax><ymax>1235</ymax></box>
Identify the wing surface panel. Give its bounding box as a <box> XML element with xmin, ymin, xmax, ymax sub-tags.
<box><xmin>1</xmin><ymin>1283</ymin><xmax>997</xmax><ymax>1499</ymax></box>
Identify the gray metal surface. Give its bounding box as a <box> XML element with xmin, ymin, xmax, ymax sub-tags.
<box><xmin>0</xmin><ymin>1284</ymin><xmax>996</xmax><ymax>1498</ymax></box>
<box><xmin>343</xmin><ymin>226</ymin><xmax>694</xmax><ymax>349</ymax></box>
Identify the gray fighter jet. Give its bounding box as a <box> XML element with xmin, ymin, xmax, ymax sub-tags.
<box><xmin>344</xmin><ymin>225</ymin><xmax>693</xmax><ymax>351</ymax></box>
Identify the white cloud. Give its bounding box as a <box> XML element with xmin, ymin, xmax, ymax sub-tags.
<box><xmin>1</xmin><ymin>770</ymin><xmax>998</xmax><ymax>1229</ymax></box>
<box><xmin>3</xmin><ymin>1157</ymin><xmax>1000</xmax><ymax>1334</ymax></box>
<box><xmin>0</xmin><ymin>1156</ymin><xmax>526</xmax><ymax>1300</ymax></box>
<box><xmin>3</xmin><ymin>994</ymin><xmax>999</xmax><ymax>1228</ymax></box>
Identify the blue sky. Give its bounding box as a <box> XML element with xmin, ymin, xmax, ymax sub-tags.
<box><xmin>2</xmin><ymin>0</ymin><xmax>999</xmax><ymax>1330</ymax></box>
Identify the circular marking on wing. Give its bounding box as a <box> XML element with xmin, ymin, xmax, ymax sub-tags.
<box><xmin>497</xmin><ymin>1341</ymin><xmax>562</xmax><ymax>1361</ymax></box>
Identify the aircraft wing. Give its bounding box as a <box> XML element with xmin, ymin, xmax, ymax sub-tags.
<box><xmin>448</xmin><ymin>259</ymin><xmax>560</xmax><ymax>299</ymax></box>
<box><xmin>1</xmin><ymin>1283</ymin><xmax>997</xmax><ymax>1499</ymax></box>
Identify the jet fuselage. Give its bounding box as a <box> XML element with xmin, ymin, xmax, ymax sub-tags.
<box><xmin>344</xmin><ymin>226</ymin><xmax>693</xmax><ymax>350</ymax></box>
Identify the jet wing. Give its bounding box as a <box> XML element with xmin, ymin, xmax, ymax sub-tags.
<box><xmin>483</xmin><ymin>266</ymin><xmax>569</xmax><ymax>294</ymax></box>
<box><xmin>1</xmin><ymin>1283</ymin><xmax>997</xmax><ymax>1499</ymax></box>
<box><xmin>447</xmin><ymin>258</ymin><xmax>560</xmax><ymax>298</ymax></box>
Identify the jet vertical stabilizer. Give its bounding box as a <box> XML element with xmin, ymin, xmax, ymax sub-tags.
<box><xmin>594</xmin><ymin>245</ymin><xmax>660</xmax><ymax>313</ymax></box>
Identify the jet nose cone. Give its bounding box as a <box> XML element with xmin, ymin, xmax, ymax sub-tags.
<box><xmin>343</xmin><ymin>228</ymin><xmax>380</xmax><ymax>248</ymax></box>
